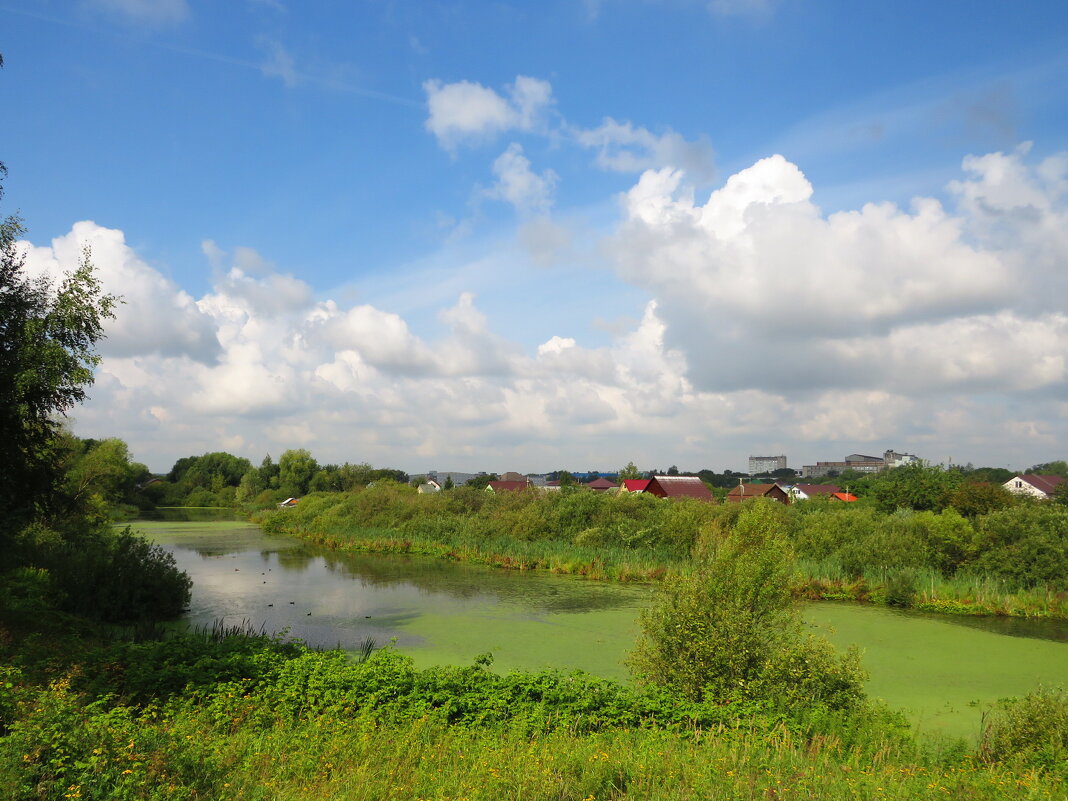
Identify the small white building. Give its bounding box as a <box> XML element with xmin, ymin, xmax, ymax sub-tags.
<box><xmin>417</xmin><ymin>480</ymin><xmax>442</xmax><ymax>494</ymax></box>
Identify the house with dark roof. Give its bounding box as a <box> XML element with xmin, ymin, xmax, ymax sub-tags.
<box><xmin>726</xmin><ymin>483</ymin><xmax>790</xmax><ymax>504</ymax></box>
<box><xmin>1003</xmin><ymin>474</ymin><xmax>1066</xmax><ymax>500</ymax></box>
<box><xmin>646</xmin><ymin>475</ymin><xmax>715</xmax><ymax>502</ymax></box>
<box><xmin>585</xmin><ymin>477</ymin><xmax>617</xmax><ymax>492</ymax></box>
<box><xmin>788</xmin><ymin>483</ymin><xmax>841</xmax><ymax>501</ymax></box>
<box><xmin>486</xmin><ymin>480</ymin><xmax>531</xmax><ymax>493</ymax></box>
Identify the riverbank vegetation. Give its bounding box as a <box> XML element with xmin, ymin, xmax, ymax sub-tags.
<box><xmin>3</xmin><ymin>509</ymin><xmax>1068</xmax><ymax>800</ymax></box>
<box><xmin>255</xmin><ymin>474</ymin><xmax>1068</xmax><ymax>618</ymax></box>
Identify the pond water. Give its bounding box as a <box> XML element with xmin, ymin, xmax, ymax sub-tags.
<box><xmin>136</xmin><ymin>511</ymin><xmax>1068</xmax><ymax>741</ymax></box>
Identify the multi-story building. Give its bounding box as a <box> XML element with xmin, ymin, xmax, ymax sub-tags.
<box><xmin>748</xmin><ymin>455</ymin><xmax>787</xmax><ymax>475</ymax></box>
<box><xmin>800</xmin><ymin>449</ymin><xmax>920</xmax><ymax>478</ymax></box>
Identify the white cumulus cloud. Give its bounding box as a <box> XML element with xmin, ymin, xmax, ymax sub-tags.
<box><xmin>423</xmin><ymin>75</ymin><xmax>554</xmax><ymax>150</ymax></box>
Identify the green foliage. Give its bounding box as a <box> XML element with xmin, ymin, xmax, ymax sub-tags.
<box><xmin>629</xmin><ymin>501</ymin><xmax>867</xmax><ymax>711</ymax></box>
<box><xmin>980</xmin><ymin>686</ymin><xmax>1068</xmax><ymax>775</ymax></box>
<box><xmin>465</xmin><ymin>473</ymin><xmax>498</xmax><ymax>489</ymax></box>
<box><xmin>235</xmin><ymin>467</ymin><xmax>266</xmax><ymax>503</ymax></box>
<box><xmin>278</xmin><ymin>448</ymin><xmax>319</xmax><ymax>496</ymax></box>
<box><xmin>869</xmin><ymin>463</ymin><xmax>964</xmax><ymax>513</ymax></box>
<box><xmin>973</xmin><ymin>505</ymin><xmax>1068</xmax><ymax>588</ymax></box>
<box><xmin>618</xmin><ymin>461</ymin><xmax>642</xmax><ymax>481</ymax></box>
<box><xmin>1026</xmin><ymin>461</ymin><xmax>1068</xmax><ymax>478</ymax></box>
<box><xmin>38</xmin><ymin>528</ymin><xmax>192</xmax><ymax>621</ymax></box>
<box><xmin>949</xmin><ymin>481</ymin><xmax>1016</xmax><ymax>518</ymax></box>
<box><xmin>885</xmin><ymin>569</ymin><xmax>919</xmax><ymax>608</ymax></box>
<box><xmin>0</xmin><ymin>212</ymin><xmax>117</xmax><ymax>547</ymax></box>
<box><xmin>0</xmin><ymin>615</ymin><xmax>1057</xmax><ymax>801</ymax></box>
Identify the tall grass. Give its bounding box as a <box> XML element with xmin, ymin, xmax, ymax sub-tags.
<box><xmin>3</xmin><ymin>682</ymin><xmax>1061</xmax><ymax>801</ymax></box>
<box><xmin>3</xmin><ymin>600</ymin><xmax>1065</xmax><ymax>800</ymax></box>
<box><xmin>795</xmin><ymin>558</ymin><xmax>1068</xmax><ymax>617</ymax></box>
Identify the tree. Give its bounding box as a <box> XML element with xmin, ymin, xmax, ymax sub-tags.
<box><xmin>278</xmin><ymin>448</ymin><xmax>319</xmax><ymax>496</ymax></box>
<box><xmin>629</xmin><ymin>501</ymin><xmax>866</xmax><ymax>710</ymax></box>
<box><xmin>948</xmin><ymin>481</ymin><xmax>1015</xmax><ymax>518</ymax></box>
<box><xmin>869</xmin><ymin>463</ymin><xmax>963</xmax><ymax>512</ymax></box>
<box><xmin>236</xmin><ymin>468</ymin><xmax>266</xmax><ymax>503</ymax></box>
<box><xmin>0</xmin><ymin>140</ymin><xmax>190</xmax><ymax>621</ymax></box>
<box><xmin>465</xmin><ymin>473</ymin><xmax>499</xmax><ymax>490</ymax></box>
<box><xmin>1027</xmin><ymin>461</ymin><xmax>1068</xmax><ymax>478</ymax></box>
<box><xmin>1</xmin><ymin>187</ymin><xmax>118</xmax><ymax>546</ymax></box>
<box><xmin>618</xmin><ymin>461</ymin><xmax>642</xmax><ymax>481</ymax></box>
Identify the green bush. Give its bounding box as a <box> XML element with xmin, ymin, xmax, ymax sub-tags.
<box><xmin>980</xmin><ymin>686</ymin><xmax>1068</xmax><ymax>775</ymax></box>
<box><xmin>43</xmin><ymin>528</ymin><xmax>192</xmax><ymax>622</ymax></box>
<box><xmin>973</xmin><ymin>505</ymin><xmax>1068</xmax><ymax>589</ymax></box>
<box><xmin>629</xmin><ymin>501</ymin><xmax>867</xmax><ymax>711</ymax></box>
<box><xmin>885</xmin><ymin>569</ymin><xmax>918</xmax><ymax>608</ymax></box>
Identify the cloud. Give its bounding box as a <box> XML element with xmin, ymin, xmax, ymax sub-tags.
<box><xmin>27</xmin><ymin>145</ymin><xmax>1068</xmax><ymax>475</ymax></box>
<box><xmin>84</xmin><ymin>0</ymin><xmax>189</xmax><ymax>27</ymax></box>
<box><xmin>486</xmin><ymin>143</ymin><xmax>558</xmax><ymax>215</ymax></box>
<box><xmin>19</xmin><ymin>221</ymin><xmax>220</xmax><ymax>362</ymax></box>
<box><xmin>423</xmin><ymin>75</ymin><xmax>554</xmax><ymax>150</ymax></box>
<box><xmin>575</xmin><ymin>118</ymin><xmax>716</xmax><ymax>182</ymax></box>
<box><xmin>608</xmin><ymin>148</ymin><xmax>1068</xmax><ymax>401</ymax></box>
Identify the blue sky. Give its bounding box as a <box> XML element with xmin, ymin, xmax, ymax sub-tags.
<box><xmin>5</xmin><ymin>0</ymin><xmax>1068</xmax><ymax>473</ymax></box>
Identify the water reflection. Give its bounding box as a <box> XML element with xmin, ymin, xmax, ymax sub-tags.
<box><xmin>898</xmin><ymin>607</ymin><xmax>1068</xmax><ymax>644</ymax></box>
<box><xmin>138</xmin><ymin>514</ymin><xmax>649</xmax><ymax>652</ymax></box>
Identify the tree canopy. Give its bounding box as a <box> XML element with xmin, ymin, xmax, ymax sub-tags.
<box><xmin>1</xmin><ymin>180</ymin><xmax>117</xmax><ymax>542</ymax></box>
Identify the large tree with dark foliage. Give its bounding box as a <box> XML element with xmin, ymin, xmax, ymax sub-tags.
<box><xmin>0</xmin><ymin>172</ymin><xmax>118</xmax><ymax>547</ymax></box>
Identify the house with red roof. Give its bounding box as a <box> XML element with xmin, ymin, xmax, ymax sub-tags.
<box><xmin>726</xmin><ymin>483</ymin><xmax>790</xmax><ymax>505</ymax></box>
<box><xmin>646</xmin><ymin>475</ymin><xmax>715</xmax><ymax>502</ymax></box>
<box><xmin>830</xmin><ymin>492</ymin><xmax>858</xmax><ymax>502</ymax></box>
<box><xmin>1003</xmin><ymin>474</ymin><xmax>1065</xmax><ymax>500</ymax></box>
<box><xmin>621</xmin><ymin>479</ymin><xmax>652</xmax><ymax>494</ymax></box>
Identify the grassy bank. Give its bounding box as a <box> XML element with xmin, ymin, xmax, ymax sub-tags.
<box><xmin>253</xmin><ymin>484</ymin><xmax>1068</xmax><ymax>619</ymax></box>
<box><xmin>2</xmin><ymin>617</ymin><xmax>1065</xmax><ymax>801</ymax></box>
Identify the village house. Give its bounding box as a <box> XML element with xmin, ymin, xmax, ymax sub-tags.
<box><xmin>585</xmin><ymin>477</ymin><xmax>617</xmax><ymax>492</ymax></box>
<box><xmin>646</xmin><ymin>475</ymin><xmax>715</xmax><ymax>501</ymax></box>
<box><xmin>486</xmin><ymin>479</ymin><xmax>532</xmax><ymax>493</ymax></box>
<box><xmin>726</xmin><ymin>483</ymin><xmax>790</xmax><ymax>504</ymax></box>
<box><xmin>788</xmin><ymin>483</ymin><xmax>842</xmax><ymax>501</ymax></box>
<box><xmin>1003</xmin><ymin>474</ymin><xmax>1065</xmax><ymax>500</ymax></box>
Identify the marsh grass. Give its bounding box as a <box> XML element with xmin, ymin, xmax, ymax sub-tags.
<box><xmin>796</xmin><ymin>559</ymin><xmax>1068</xmax><ymax>617</ymax></box>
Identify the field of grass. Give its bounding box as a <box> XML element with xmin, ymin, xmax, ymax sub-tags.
<box><xmin>2</xmin><ymin>618</ymin><xmax>1065</xmax><ymax>801</ymax></box>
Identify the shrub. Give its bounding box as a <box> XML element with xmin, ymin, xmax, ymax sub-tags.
<box><xmin>980</xmin><ymin>686</ymin><xmax>1068</xmax><ymax>775</ymax></box>
<box><xmin>885</xmin><ymin>569</ymin><xmax>918</xmax><ymax>608</ymax></box>
<box><xmin>43</xmin><ymin>528</ymin><xmax>192</xmax><ymax>622</ymax></box>
<box><xmin>629</xmin><ymin>500</ymin><xmax>866</xmax><ymax>711</ymax></box>
<box><xmin>973</xmin><ymin>505</ymin><xmax>1068</xmax><ymax>589</ymax></box>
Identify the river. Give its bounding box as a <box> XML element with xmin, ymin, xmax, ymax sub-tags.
<box><xmin>136</xmin><ymin>511</ymin><xmax>1068</xmax><ymax>741</ymax></box>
